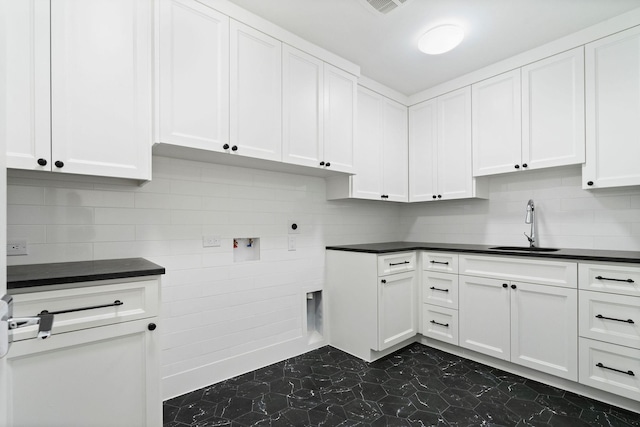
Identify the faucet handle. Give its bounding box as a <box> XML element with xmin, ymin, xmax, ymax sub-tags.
<box><xmin>524</xmin><ymin>232</ymin><xmax>535</xmax><ymax>245</ymax></box>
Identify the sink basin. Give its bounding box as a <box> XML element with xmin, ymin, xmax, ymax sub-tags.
<box><xmin>490</xmin><ymin>246</ymin><xmax>560</xmax><ymax>252</ymax></box>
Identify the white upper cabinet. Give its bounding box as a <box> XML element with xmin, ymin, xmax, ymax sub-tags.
<box><xmin>584</xmin><ymin>26</ymin><xmax>640</xmax><ymax>189</ymax></box>
<box><xmin>410</xmin><ymin>86</ymin><xmax>485</xmax><ymax>202</ymax></box>
<box><xmin>351</xmin><ymin>86</ymin><xmax>384</xmax><ymax>200</ymax></box>
<box><xmin>7</xmin><ymin>0</ymin><xmax>152</xmax><ymax>180</ymax></box>
<box><xmin>157</xmin><ymin>0</ymin><xmax>229</xmax><ymax>151</ymax></box>
<box><xmin>5</xmin><ymin>0</ymin><xmax>51</xmax><ymax>171</ymax></box>
<box><xmin>282</xmin><ymin>45</ymin><xmax>324</xmax><ymax>168</ymax></box>
<box><xmin>381</xmin><ymin>97</ymin><xmax>409</xmax><ymax>201</ymax></box>
<box><xmin>408</xmin><ymin>98</ymin><xmax>438</xmax><ymax>202</ymax></box>
<box><xmin>51</xmin><ymin>0</ymin><xmax>152</xmax><ymax>180</ymax></box>
<box><xmin>323</xmin><ymin>64</ymin><xmax>357</xmax><ymax>173</ymax></box>
<box><xmin>473</xmin><ymin>48</ymin><xmax>585</xmax><ymax>177</ymax></box>
<box><xmin>472</xmin><ymin>69</ymin><xmax>522</xmax><ymax>176</ymax></box>
<box><xmin>230</xmin><ymin>20</ymin><xmax>282</xmax><ymax>161</ymax></box>
<box><xmin>352</xmin><ymin>87</ymin><xmax>407</xmax><ymax>201</ymax></box>
<box><xmin>522</xmin><ymin>47</ymin><xmax>585</xmax><ymax>170</ymax></box>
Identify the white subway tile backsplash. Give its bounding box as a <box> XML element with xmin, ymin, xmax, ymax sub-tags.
<box><xmin>7</xmin><ymin>158</ymin><xmax>640</xmax><ymax>400</ymax></box>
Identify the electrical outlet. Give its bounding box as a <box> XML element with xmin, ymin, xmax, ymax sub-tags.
<box><xmin>288</xmin><ymin>236</ymin><xmax>296</xmax><ymax>251</ymax></box>
<box><xmin>203</xmin><ymin>235</ymin><xmax>221</xmax><ymax>247</ymax></box>
<box><xmin>288</xmin><ymin>220</ymin><xmax>300</xmax><ymax>234</ymax></box>
<box><xmin>7</xmin><ymin>240</ymin><xmax>28</xmax><ymax>256</ymax></box>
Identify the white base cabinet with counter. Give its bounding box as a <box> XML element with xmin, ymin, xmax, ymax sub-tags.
<box><xmin>326</xmin><ymin>250</ymin><xmax>417</xmax><ymax>361</ymax></box>
<box><xmin>6</xmin><ymin>278</ymin><xmax>161</xmax><ymax>427</ymax></box>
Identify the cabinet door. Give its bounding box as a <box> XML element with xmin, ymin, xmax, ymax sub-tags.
<box><xmin>5</xmin><ymin>0</ymin><xmax>51</xmax><ymax>171</ymax></box>
<box><xmin>459</xmin><ymin>275</ymin><xmax>511</xmax><ymax>360</ymax></box>
<box><xmin>377</xmin><ymin>272</ymin><xmax>417</xmax><ymax>351</ymax></box>
<box><xmin>352</xmin><ymin>86</ymin><xmax>383</xmax><ymax>200</ymax></box>
<box><xmin>282</xmin><ymin>45</ymin><xmax>324</xmax><ymax>168</ymax></box>
<box><xmin>382</xmin><ymin>98</ymin><xmax>408</xmax><ymax>202</ymax></box>
<box><xmin>230</xmin><ymin>20</ymin><xmax>282</xmax><ymax>161</ymax></box>
<box><xmin>510</xmin><ymin>282</ymin><xmax>578</xmax><ymax>381</ymax></box>
<box><xmin>323</xmin><ymin>63</ymin><xmax>356</xmax><ymax>173</ymax></box>
<box><xmin>437</xmin><ymin>86</ymin><xmax>473</xmax><ymax>200</ymax></box>
<box><xmin>584</xmin><ymin>26</ymin><xmax>640</xmax><ymax>189</ymax></box>
<box><xmin>522</xmin><ymin>47</ymin><xmax>585</xmax><ymax>170</ymax></box>
<box><xmin>472</xmin><ymin>69</ymin><xmax>522</xmax><ymax>176</ymax></box>
<box><xmin>8</xmin><ymin>318</ymin><xmax>160</xmax><ymax>427</ymax></box>
<box><xmin>408</xmin><ymin>99</ymin><xmax>438</xmax><ymax>202</ymax></box>
<box><xmin>157</xmin><ymin>0</ymin><xmax>229</xmax><ymax>151</ymax></box>
<box><xmin>50</xmin><ymin>0</ymin><xmax>152</xmax><ymax>180</ymax></box>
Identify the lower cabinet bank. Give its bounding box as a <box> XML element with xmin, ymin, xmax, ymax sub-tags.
<box><xmin>326</xmin><ymin>247</ymin><xmax>640</xmax><ymax>413</ymax></box>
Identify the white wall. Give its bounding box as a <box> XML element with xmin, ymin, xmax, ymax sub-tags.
<box><xmin>6</xmin><ymin>155</ymin><xmax>402</xmax><ymax>398</ymax></box>
<box><xmin>400</xmin><ymin>165</ymin><xmax>640</xmax><ymax>251</ymax></box>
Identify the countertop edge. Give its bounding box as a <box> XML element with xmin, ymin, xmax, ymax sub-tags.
<box><xmin>325</xmin><ymin>244</ymin><xmax>640</xmax><ymax>264</ymax></box>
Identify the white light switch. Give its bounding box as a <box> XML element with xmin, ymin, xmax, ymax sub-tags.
<box><xmin>203</xmin><ymin>235</ymin><xmax>221</xmax><ymax>247</ymax></box>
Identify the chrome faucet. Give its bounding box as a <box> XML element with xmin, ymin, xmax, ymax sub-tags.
<box><xmin>524</xmin><ymin>199</ymin><xmax>536</xmax><ymax>247</ymax></box>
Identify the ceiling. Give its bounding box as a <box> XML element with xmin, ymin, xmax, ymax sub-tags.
<box><xmin>226</xmin><ymin>0</ymin><xmax>640</xmax><ymax>95</ymax></box>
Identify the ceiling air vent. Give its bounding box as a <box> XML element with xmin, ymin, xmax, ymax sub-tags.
<box><xmin>361</xmin><ymin>0</ymin><xmax>409</xmax><ymax>15</ymax></box>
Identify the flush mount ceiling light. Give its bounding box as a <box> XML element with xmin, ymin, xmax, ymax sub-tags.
<box><xmin>418</xmin><ymin>24</ymin><xmax>465</xmax><ymax>55</ymax></box>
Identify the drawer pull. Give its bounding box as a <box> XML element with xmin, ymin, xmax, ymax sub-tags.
<box><xmin>595</xmin><ymin>275</ymin><xmax>634</xmax><ymax>283</ymax></box>
<box><xmin>430</xmin><ymin>320</ymin><xmax>449</xmax><ymax>327</ymax></box>
<box><xmin>595</xmin><ymin>314</ymin><xmax>634</xmax><ymax>324</ymax></box>
<box><xmin>429</xmin><ymin>260</ymin><xmax>449</xmax><ymax>265</ymax></box>
<box><xmin>429</xmin><ymin>286</ymin><xmax>449</xmax><ymax>293</ymax></box>
<box><xmin>40</xmin><ymin>300</ymin><xmax>123</xmax><ymax>316</ymax></box>
<box><xmin>389</xmin><ymin>261</ymin><xmax>410</xmax><ymax>266</ymax></box>
<box><xmin>596</xmin><ymin>362</ymin><xmax>635</xmax><ymax>377</ymax></box>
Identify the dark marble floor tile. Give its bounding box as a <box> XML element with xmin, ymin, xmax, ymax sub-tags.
<box><xmin>383</xmin><ymin>378</ymin><xmax>418</xmax><ymax>397</ymax></box>
<box><xmin>343</xmin><ymin>399</ymin><xmax>384</xmax><ymax>423</ymax></box>
<box><xmin>409</xmin><ymin>391</ymin><xmax>450</xmax><ymax>414</ymax></box>
<box><xmin>377</xmin><ymin>395</ymin><xmax>417</xmax><ymax>417</ymax></box>
<box><xmin>163</xmin><ymin>343</ymin><xmax>639</xmax><ymax>427</ymax></box>
<box><xmin>352</xmin><ymin>381</ymin><xmax>387</xmax><ymax>401</ymax></box>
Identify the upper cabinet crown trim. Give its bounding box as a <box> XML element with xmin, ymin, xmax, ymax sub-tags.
<box><xmin>196</xmin><ymin>0</ymin><xmax>360</xmax><ymax>77</ymax></box>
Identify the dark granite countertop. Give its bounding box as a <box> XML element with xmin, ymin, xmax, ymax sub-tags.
<box><xmin>326</xmin><ymin>241</ymin><xmax>640</xmax><ymax>264</ymax></box>
<box><xmin>8</xmin><ymin>258</ymin><xmax>166</xmax><ymax>290</ymax></box>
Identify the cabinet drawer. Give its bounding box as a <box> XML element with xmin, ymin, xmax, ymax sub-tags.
<box><xmin>459</xmin><ymin>255</ymin><xmax>577</xmax><ymax>288</ymax></box>
<box><xmin>11</xmin><ymin>279</ymin><xmax>160</xmax><ymax>341</ymax></box>
<box><xmin>579</xmin><ymin>263</ymin><xmax>640</xmax><ymax>296</ymax></box>
<box><xmin>422</xmin><ymin>252</ymin><xmax>458</xmax><ymax>274</ymax></box>
<box><xmin>423</xmin><ymin>272</ymin><xmax>458</xmax><ymax>309</ymax></box>
<box><xmin>422</xmin><ymin>304</ymin><xmax>458</xmax><ymax>345</ymax></box>
<box><xmin>579</xmin><ymin>290</ymin><xmax>640</xmax><ymax>349</ymax></box>
<box><xmin>579</xmin><ymin>338</ymin><xmax>640</xmax><ymax>402</ymax></box>
<box><xmin>378</xmin><ymin>252</ymin><xmax>416</xmax><ymax>276</ymax></box>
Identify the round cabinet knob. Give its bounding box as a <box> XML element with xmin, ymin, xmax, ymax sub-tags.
<box><xmin>432</xmin><ymin>195</ymin><xmax>437</xmax><ymax>199</ymax></box>
<box><xmin>223</xmin><ymin>143</ymin><xmax>230</xmax><ymax>150</ymax></box>
<box><xmin>54</xmin><ymin>160</ymin><xmax>64</xmax><ymax>168</ymax></box>
<box><xmin>511</xmin><ymin>284</ymin><xmax>517</xmax><ymax>289</ymax></box>
<box><xmin>291</xmin><ymin>223</ymin><xmax>298</xmax><ymax>231</ymax></box>
<box><xmin>231</xmin><ymin>145</ymin><xmax>238</xmax><ymax>151</ymax></box>
<box><xmin>502</xmin><ymin>283</ymin><xmax>508</xmax><ymax>288</ymax></box>
<box><xmin>319</xmin><ymin>161</ymin><xmax>325</xmax><ymax>166</ymax></box>
<box><xmin>522</xmin><ymin>163</ymin><xmax>528</xmax><ymax>168</ymax></box>
<box><xmin>437</xmin><ymin>195</ymin><xmax>442</xmax><ymax>199</ymax></box>
<box><xmin>148</xmin><ymin>323</ymin><xmax>157</xmax><ymax>331</ymax></box>
<box><xmin>587</xmin><ymin>181</ymin><xmax>594</xmax><ymax>186</ymax></box>
<box><xmin>514</xmin><ymin>164</ymin><xmax>520</xmax><ymax>169</ymax></box>
<box><xmin>325</xmin><ymin>162</ymin><xmax>331</xmax><ymax>167</ymax></box>
<box><xmin>37</xmin><ymin>158</ymin><xmax>47</xmax><ymax>166</ymax></box>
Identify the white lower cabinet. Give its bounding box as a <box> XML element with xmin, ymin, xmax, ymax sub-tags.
<box><xmin>458</xmin><ymin>255</ymin><xmax>578</xmax><ymax>381</ymax></box>
<box><xmin>421</xmin><ymin>252</ymin><xmax>460</xmax><ymax>345</ymax></box>
<box><xmin>578</xmin><ymin>261</ymin><xmax>640</xmax><ymax>402</ymax></box>
<box><xmin>378</xmin><ymin>272</ymin><xmax>417</xmax><ymax>350</ymax></box>
<box><xmin>7</xmin><ymin>278</ymin><xmax>161</xmax><ymax>426</ymax></box>
<box><xmin>326</xmin><ymin>250</ymin><xmax>417</xmax><ymax>361</ymax></box>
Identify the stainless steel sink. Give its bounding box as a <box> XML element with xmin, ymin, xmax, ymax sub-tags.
<box><xmin>490</xmin><ymin>246</ymin><xmax>560</xmax><ymax>252</ymax></box>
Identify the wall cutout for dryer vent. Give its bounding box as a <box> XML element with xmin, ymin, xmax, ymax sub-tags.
<box><xmin>360</xmin><ymin>0</ymin><xmax>409</xmax><ymax>15</ymax></box>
